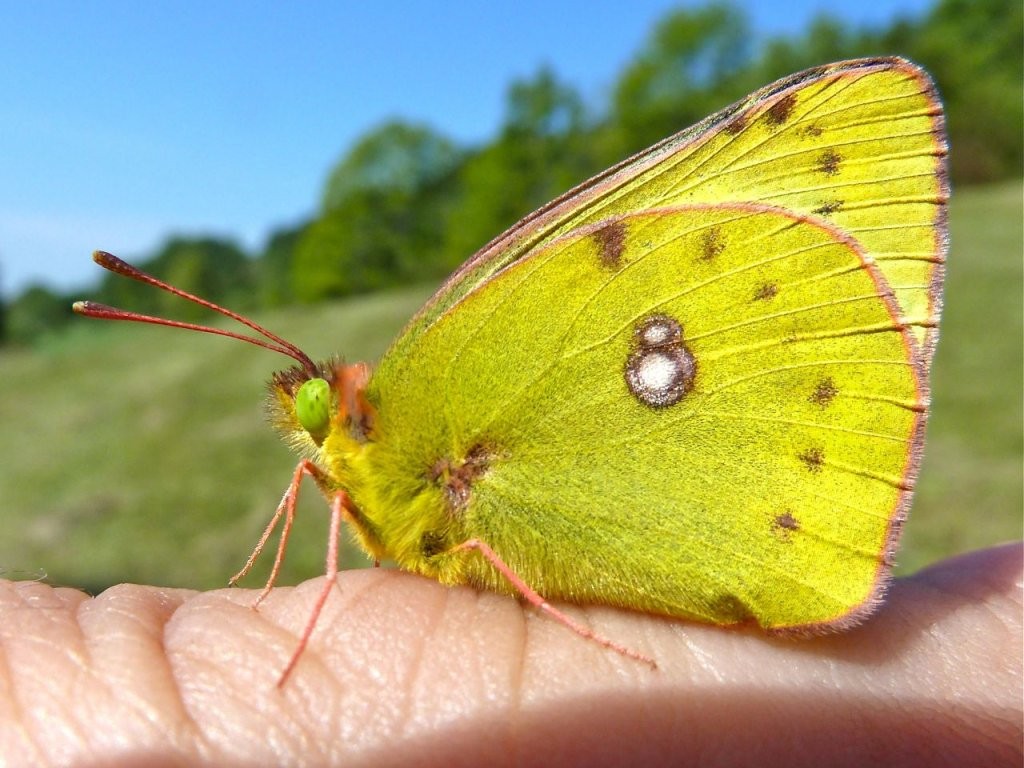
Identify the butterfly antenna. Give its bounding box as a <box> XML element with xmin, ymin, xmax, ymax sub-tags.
<box><xmin>73</xmin><ymin>250</ymin><xmax>318</xmax><ymax>377</ymax></box>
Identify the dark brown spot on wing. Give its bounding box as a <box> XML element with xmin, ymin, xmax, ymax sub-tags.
<box><xmin>810</xmin><ymin>378</ymin><xmax>838</xmax><ymax>407</ymax></box>
<box><xmin>799</xmin><ymin>447</ymin><xmax>825</xmax><ymax>473</ymax></box>
<box><xmin>798</xmin><ymin>123</ymin><xmax>823</xmax><ymax>137</ymax></box>
<box><xmin>753</xmin><ymin>283</ymin><xmax>779</xmax><ymax>301</ymax></box>
<box><xmin>772</xmin><ymin>511</ymin><xmax>801</xmax><ymax>542</ymax></box>
<box><xmin>774</xmin><ymin>512</ymin><xmax>800</xmax><ymax>531</ymax></box>
<box><xmin>813</xmin><ymin>200</ymin><xmax>844</xmax><ymax>216</ymax></box>
<box><xmin>817</xmin><ymin>149</ymin><xmax>842</xmax><ymax>176</ymax></box>
<box><xmin>594</xmin><ymin>220</ymin><xmax>627</xmax><ymax>270</ymax></box>
<box><xmin>766</xmin><ymin>93</ymin><xmax>797</xmax><ymax>127</ymax></box>
<box><xmin>429</xmin><ymin>443</ymin><xmax>494</xmax><ymax>513</ymax></box>
<box><xmin>699</xmin><ymin>226</ymin><xmax>725</xmax><ymax>262</ymax></box>
<box><xmin>725</xmin><ymin>111</ymin><xmax>749</xmax><ymax>135</ymax></box>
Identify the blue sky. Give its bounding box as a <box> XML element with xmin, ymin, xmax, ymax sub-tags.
<box><xmin>1</xmin><ymin>1</ymin><xmax>935</xmax><ymax>297</ymax></box>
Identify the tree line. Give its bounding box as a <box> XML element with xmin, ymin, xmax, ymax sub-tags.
<box><xmin>3</xmin><ymin>0</ymin><xmax>1020</xmax><ymax>345</ymax></box>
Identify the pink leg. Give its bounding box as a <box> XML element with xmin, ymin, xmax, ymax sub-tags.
<box><xmin>276</xmin><ymin>489</ymin><xmax>350</xmax><ymax>688</ymax></box>
<box><xmin>229</xmin><ymin>487</ymin><xmax>288</xmax><ymax>587</ymax></box>
<box><xmin>452</xmin><ymin>539</ymin><xmax>657</xmax><ymax>668</ymax></box>
<box><xmin>231</xmin><ymin>460</ymin><xmax>325</xmax><ymax>608</ymax></box>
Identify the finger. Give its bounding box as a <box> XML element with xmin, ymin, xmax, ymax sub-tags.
<box><xmin>0</xmin><ymin>543</ymin><xmax>1020</xmax><ymax>766</ymax></box>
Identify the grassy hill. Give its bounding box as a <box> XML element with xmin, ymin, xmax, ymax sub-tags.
<box><xmin>0</xmin><ymin>181</ymin><xmax>1020</xmax><ymax>593</ymax></box>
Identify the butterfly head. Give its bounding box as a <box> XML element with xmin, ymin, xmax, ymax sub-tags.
<box><xmin>267</xmin><ymin>359</ymin><xmax>376</xmax><ymax>457</ymax></box>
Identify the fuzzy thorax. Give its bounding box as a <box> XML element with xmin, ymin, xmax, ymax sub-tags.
<box><xmin>265</xmin><ymin>359</ymin><xmax>469</xmax><ymax>575</ymax></box>
<box><xmin>266</xmin><ymin>360</ymin><xmax>388</xmax><ymax>557</ymax></box>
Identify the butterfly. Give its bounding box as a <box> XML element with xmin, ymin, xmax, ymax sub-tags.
<box><xmin>76</xmin><ymin>56</ymin><xmax>948</xmax><ymax>685</ymax></box>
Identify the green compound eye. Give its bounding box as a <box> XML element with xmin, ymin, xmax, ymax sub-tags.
<box><xmin>295</xmin><ymin>378</ymin><xmax>332</xmax><ymax>443</ymax></box>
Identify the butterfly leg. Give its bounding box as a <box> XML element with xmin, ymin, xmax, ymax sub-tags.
<box><xmin>274</xmin><ymin>487</ymin><xmax>353</xmax><ymax>688</ymax></box>
<box><xmin>230</xmin><ymin>459</ymin><xmax>326</xmax><ymax>607</ymax></box>
<box><xmin>452</xmin><ymin>539</ymin><xmax>657</xmax><ymax>668</ymax></box>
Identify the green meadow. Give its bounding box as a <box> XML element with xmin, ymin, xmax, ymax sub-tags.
<box><xmin>0</xmin><ymin>181</ymin><xmax>1020</xmax><ymax>593</ymax></box>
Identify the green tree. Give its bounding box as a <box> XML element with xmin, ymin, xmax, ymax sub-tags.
<box><xmin>5</xmin><ymin>284</ymin><xmax>73</xmax><ymax>345</ymax></box>
<box><xmin>755</xmin><ymin>15</ymin><xmax>866</xmax><ymax>86</ymax></box>
<box><xmin>441</xmin><ymin>68</ymin><xmax>591</xmax><ymax>268</ymax></box>
<box><xmin>909</xmin><ymin>0</ymin><xmax>1023</xmax><ymax>181</ymax></box>
<box><xmin>608</xmin><ymin>3</ymin><xmax>752</xmax><ymax>159</ymax></box>
<box><xmin>321</xmin><ymin>122</ymin><xmax>460</xmax><ymax>212</ymax></box>
<box><xmin>294</xmin><ymin>121</ymin><xmax>462</xmax><ymax>302</ymax></box>
<box><xmin>257</xmin><ymin>224</ymin><xmax>305</xmax><ymax>307</ymax></box>
<box><xmin>293</xmin><ymin>192</ymin><xmax>403</xmax><ymax>299</ymax></box>
<box><xmin>0</xmin><ymin>267</ymin><xmax>6</xmax><ymax>344</ymax></box>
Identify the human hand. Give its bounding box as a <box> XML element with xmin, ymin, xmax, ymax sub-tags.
<box><xmin>1</xmin><ymin>542</ymin><xmax>1020</xmax><ymax>767</ymax></box>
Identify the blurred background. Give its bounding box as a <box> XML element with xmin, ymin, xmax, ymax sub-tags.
<box><xmin>0</xmin><ymin>0</ymin><xmax>1020</xmax><ymax>593</ymax></box>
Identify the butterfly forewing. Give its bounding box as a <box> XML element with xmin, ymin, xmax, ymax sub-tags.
<box><xmin>394</xmin><ymin>57</ymin><xmax>947</xmax><ymax>369</ymax></box>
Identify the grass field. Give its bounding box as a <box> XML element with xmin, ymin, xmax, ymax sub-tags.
<box><xmin>0</xmin><ymin>181</ymin><xmax>1020</xmax><ymax>593</ymax></box>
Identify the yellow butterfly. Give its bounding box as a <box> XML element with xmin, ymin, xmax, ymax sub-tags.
<box><xmin>77</xmin><ymin>56</ymin><xmax>948</xmax><ymax>683</ymax></box>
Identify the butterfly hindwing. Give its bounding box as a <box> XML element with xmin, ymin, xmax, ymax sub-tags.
<box><xmin>367</xmin><ymin>204</ymin><xmax>925</xmax><ymax>630</ymax></box>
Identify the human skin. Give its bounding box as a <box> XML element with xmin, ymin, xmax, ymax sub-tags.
<box><xmin>0</xmin><ymin>542</ymin><xmax>1020</xmax><ymax>768</ymax></box>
